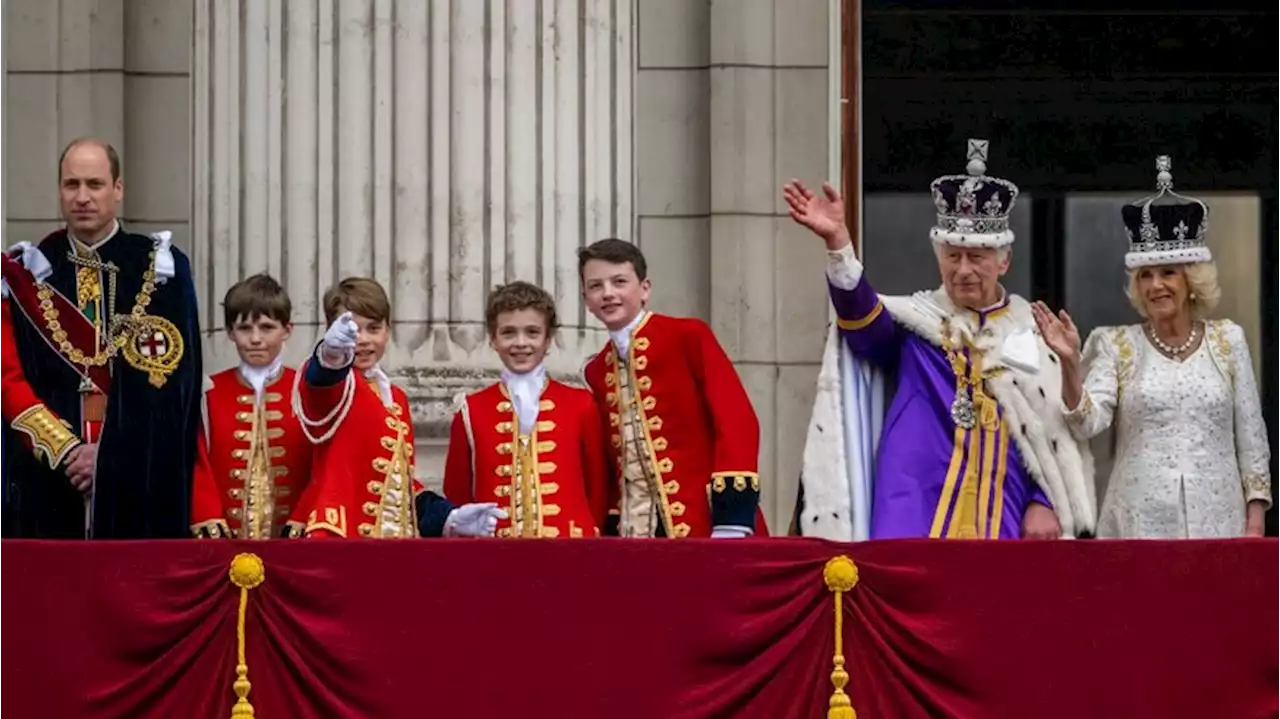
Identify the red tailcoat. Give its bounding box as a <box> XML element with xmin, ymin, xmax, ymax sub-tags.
<box><xmin>295</xmin><ymin>362</ymin><xmax>425</xmax><ymax>539</ymax></box>
<box><xmin>189</xmin><ymin>367</ymin><xmax>314</xmax><ymax>539</ymax></box>
<box><xmin>582</xmin><ymin>312</ymin><xmax>766</xmax><ymax>538</ymax></box>
<box><xmin>1</xmin><ymin>299</ymin><xmax>81</xmax><ymax>470</ymax></box>
<box><xmin>443</xmin><ymin>379</ymin><xmax>608</xmax><ymax>538</ymax></box>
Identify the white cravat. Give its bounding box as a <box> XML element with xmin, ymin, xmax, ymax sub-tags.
<box><xmin>365</xmin><ymin>365</ymin><xmax>392</xmax><ymax>406</ymax></box>
<box><xmin>977</xmin><ymin>290</ymin><xmax>1008</xmax><ymax>314</ymax></box>
<box><xmin>610</xmin><ymin>311</ymin><xmax>648</xmax><ymax>360</ymax></box>
<box><xmin>238</xmin><ymin>357</ymin><xmax>284</xmax><ymax>404</ymax></box>
<box><xmin>502</xmin><ymin>364</ymin><xmax>547</xmax><ymax>435</ymax></box>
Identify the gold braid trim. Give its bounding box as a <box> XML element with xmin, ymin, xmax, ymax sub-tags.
<box><xmin>40</xmin><ymin>248</ymin><xmax>159</xmax><ymax>370</ymax></box>
<box><xmin>836</xmin><ymin>301</ymin><xmax>884</xmax><ymax>331</ymax></box>
<box><xmin>228</xmin><ymin>553</ymin><xmax>265</xmax><ymax>719</ymax></box>
<box><xmin>823</xmin><ymin>556</ymin><xmax>859</xmax><ymax>719</ymax></box>
<box><xmin>709</xmin><ymin>473</ymin><xmax>762</xmax><ymax>493</ymax></box>
<box><xmin>10</xmin><ymin>404</ymin><xmax>81</xmax><ymax>470</ymax></box>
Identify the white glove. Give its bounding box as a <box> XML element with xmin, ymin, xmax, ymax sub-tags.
<box><xmin>710</xmin><ymin>525</ymin><xmax>752</xmax><ymax>539</ymax></box>
<box><xmin>444</xmin><ymin>502</ymin><xmax>509</xmax><ymax>538</ymax></box>
<box><xmin>317</xmin><ymin>311</ymin><xmax>358</xmax><ymax>369</ymax></box>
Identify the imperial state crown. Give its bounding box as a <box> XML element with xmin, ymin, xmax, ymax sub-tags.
<box><xmin>929</xmin><ymin>138</ymin><xmax>1020</xmax><ymax>249</ymax></box>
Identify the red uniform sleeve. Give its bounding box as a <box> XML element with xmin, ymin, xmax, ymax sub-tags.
<box><xmin>442</xmin><ymin>408</ymin><xmax>474</xmax><ymax>505</ymax></box>
<box><xmin>1</xmin><ymin>299</ymin><xmax>81</xmax><ymax>469</ymax></box>
<box><xmin>298</xmin><ymin>371</ymin><xmax>359</xmax><ymax>539</ymax></box>
<box><xmin>685</xmin><ymin>319</ymin><xmax>760</xmax><ymax>474</ymax></box>
<box><xmin>287</xmin><ymin>467</ymin><xmax>322</xmax><ymax>535</ymax></box>
<box><xmin>189</xmin><ymin>415</ymin><xmax>230</xmax><ymax>537</ymax></box>
<box><xmin>685</xmin><ymin>319</ymin><xmax>767</xmax><ymax>534</ymax></box>
<box><xmin>577</xmin><ymin>390</ymin><xmax>609</xmax><ymax>532</ymax></box>
<box><xmin>301</xmin><ymin>476</ymin><xmax>353</xmax><ymax>539</ymax></box>
<box><xmin>404</xmin><ymin>396</ymin><xmax>425</xmax><ymax>498</ymax></box>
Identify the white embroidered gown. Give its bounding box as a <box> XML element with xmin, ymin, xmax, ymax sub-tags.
<box><xmin>1064</xmin><ymin>320</ymin><xmax>1272</xmax><ymax>538</ymax></box>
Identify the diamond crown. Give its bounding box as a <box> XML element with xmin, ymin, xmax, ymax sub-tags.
<box><xmin>929</xmin><ymin>138</ymin><xmax>1020</xmax><ymax>236</ymax></box>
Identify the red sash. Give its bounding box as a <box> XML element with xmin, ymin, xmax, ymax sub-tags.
<box><xmin>1</xmin><ymin>254</ymin><xmax>112</xmax><ymax>393</ymax></box>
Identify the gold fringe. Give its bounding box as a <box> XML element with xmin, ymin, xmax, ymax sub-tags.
<box><xmin>228</xmin><ymin>553</ymin><xmax>266</xmax><ymax>718</ymax></box>
<box><xmin>823</xmin><ymin>556</ymin><xmax>859</xmax><ymax>719</ymax></box>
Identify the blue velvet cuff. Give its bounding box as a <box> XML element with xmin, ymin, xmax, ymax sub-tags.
<box><xmin>304</xmin><ymin>345</ymin><xmax>351</xmax><ymax>388</ymax></box>
<box><xmin>709</xmin><ymin>473</ymin><xmax>760</xmax><ymax>529</ymax></box>
<box><xmin>416</xmin><ymin>491</ymin><xmax>456</xmax><ymax>538</ymax></box>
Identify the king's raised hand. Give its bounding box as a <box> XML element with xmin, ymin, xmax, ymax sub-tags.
<box><xmin>782</xmin><ymin>179</ymin><xmax>850</xmax><ymax>250</ymax></box>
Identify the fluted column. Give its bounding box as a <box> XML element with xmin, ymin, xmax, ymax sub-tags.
<box><xmin>192</xmin><ymin>0</ymin><xmax>634</xmax><ymax>473</ymax></box>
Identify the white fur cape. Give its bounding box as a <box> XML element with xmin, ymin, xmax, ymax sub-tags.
<box><xmin>799</xmin><ymin>288</ymin><xmax>1097</xmax><ymax>540</ymax></box>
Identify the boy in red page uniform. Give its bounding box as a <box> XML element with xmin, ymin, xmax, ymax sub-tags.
<box><xmin>190</xmin><ymin>274</ymin><xmax>313</xmax><ymax>539</ymax></box>
<box><xmin>579</xmin><ymin>239</ymin><xmax>766</xmax><ymax>539</ymax></box>
<box><xmin>294</xmin><ymin>277</ymin><xmax>506</xmax><ymax>539</ymax></box>
<box><xmin>444</xmin><ymin>281</ymin><xmax>609</xmax><ymax>538</ymax></box>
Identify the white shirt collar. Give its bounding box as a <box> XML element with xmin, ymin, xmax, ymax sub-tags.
<box><xmin>69</xmin><ymin>219</ymin><xmax>121</xmax><ymax>252</ymax></box>
<box><xmin>364</xmin><ymin>364</ymin><xmax>392</xmax><ymax>406</ymax></box>
<box><xmin>977</xmin><ymin>288</ymin><xmax>1009</xmax><ymax>315</ymax></box>
<box><xmin>502</xmin><ymin>364</ymin><xmax>547</xmax><ymax>435</ymax></box>
<box><xmin>610</xmin><ymin>311</ymin><xmax>648</xmax><ymax>360</ymax></box>
<box><xmin>238</xmin><ymin>356</ymin><xmax>284</xmax><ymax>403</ymax></box>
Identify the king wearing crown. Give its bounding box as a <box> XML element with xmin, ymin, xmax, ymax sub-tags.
<box><xmin>783</xmin><ymin>139</ymin><xmax>1096</xmax><ymax>541</ymax></box>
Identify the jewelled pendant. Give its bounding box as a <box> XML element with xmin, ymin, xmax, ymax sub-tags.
<box><xmin>951</xmin><ymin>392</ymin><xmax>976</xmax><ymax>430</ymax></box>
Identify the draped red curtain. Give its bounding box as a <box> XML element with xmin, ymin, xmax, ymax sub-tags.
<box><xmin>3</xmin><ymin>539</ymin><xmax>1276</xmax><ymax>719</ymax></box>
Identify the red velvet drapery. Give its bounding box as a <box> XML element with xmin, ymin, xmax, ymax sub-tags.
<box><xmin>2</xmin><ymin>538</ymin><xmax>1276</xmax><ymax>718</ymax></box>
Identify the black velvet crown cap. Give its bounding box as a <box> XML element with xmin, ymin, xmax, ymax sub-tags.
<box><xmin>1121</xmin><ymin>156</ymin><xmax>1211</xmax><ymax>269</ymax></box>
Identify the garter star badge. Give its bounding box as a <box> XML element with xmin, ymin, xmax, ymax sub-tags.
<box><xmin>121</xmin><ymin>315</ymin><xmax>184</xmax><ymax>388</ymax></box>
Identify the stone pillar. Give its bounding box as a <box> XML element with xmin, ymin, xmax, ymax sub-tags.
<box><xmin>4</xmin><ymin>0</ymin><xmax>193</xmax><ymax>249</ymax></box>
<box><xmin>5</xmin><ymin>0</ymin><xmax>125</xmax><ymax>235</ymax></box>
<box><xmin>191</xmin><ymin>0</ymin><xmax>634</xmax><ymax>479</ymax></box>
<box><xmin>705</xmin><ymin>0</ymin><xmax>833</xmax><ymax>531</ymax></box>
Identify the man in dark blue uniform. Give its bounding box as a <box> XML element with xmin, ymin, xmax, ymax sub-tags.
<box><xmin>1</xmin><ymin>138</ymin><xmax>202</xmax><ymax>538</ymax></box>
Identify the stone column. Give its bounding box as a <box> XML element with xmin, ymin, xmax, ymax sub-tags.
<box><xmin>705</xmin><ymin>0</ymin><xmax>833</xmax><ymax>531</ymax></box>
<box><xmin>192</xmin><ymin>0</ymin><xmax>634</xmax><ymax>478</ymax></box>
<box><xmin>4</xmin><ymin>0</ymin><xmax>125</xmax><ymax>235</ymax></box>
<box><xmin>5</xmin><ymin>0</ymin><xmax>192</xmax><ymax>246</ymax></box>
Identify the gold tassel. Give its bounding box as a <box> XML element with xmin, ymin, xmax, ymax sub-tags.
<box><xmin>228</xmin><ymin>553</ymin><xmax>266</xmax><ymax>718</ymax></box>
<box><xmin>823</xmin><ymin>555</ymin><xmax>860</xmax><ymax>719</ymax></box>
<box><xmin>952</xmin><ymin>461</ymin><xmax>981</xmax><ymax>540</ymax></box>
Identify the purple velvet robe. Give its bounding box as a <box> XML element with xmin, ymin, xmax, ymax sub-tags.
<box><xmin>831</xmin><ymin>277</ymin><xmax>1051</xmax><ymax>539</ymax></box>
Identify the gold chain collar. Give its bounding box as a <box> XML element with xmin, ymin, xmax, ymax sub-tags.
<box><xmin>38</xmin><ymin>248</ymin><xmax>160</xmax><ymax>369</ymax></box>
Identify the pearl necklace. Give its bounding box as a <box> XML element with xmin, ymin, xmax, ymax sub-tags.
<box><xmin>1146</xmin><ymin>322</ymin><xmax>1199</xmax><ymax>358</ymax></box>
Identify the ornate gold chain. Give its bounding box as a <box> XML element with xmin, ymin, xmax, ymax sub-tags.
<box><xmin>38</xmin><ymin>249</ymin><xmax>159</xmax><ymax>370</ymax></box>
